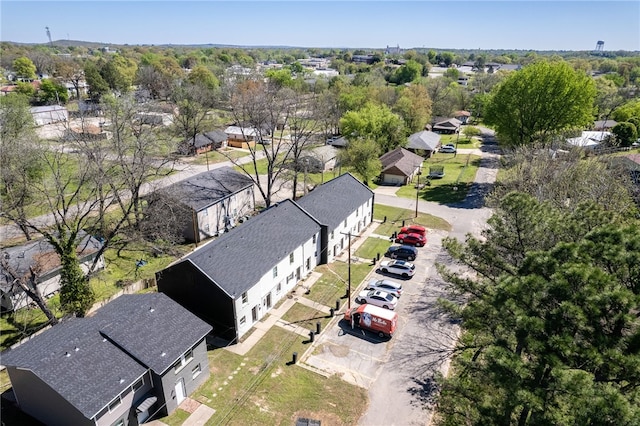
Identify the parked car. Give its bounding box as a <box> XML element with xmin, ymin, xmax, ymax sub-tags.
<box><xmin>379</xmin><ymin>260</ymin><xmax>416</xmax><ymax>278</ymax></box>
<box><xmin>395</xmin><ymin>232</ymin><xmax>426</xmax><ymax>247</ymax></box>
<box><xmin>399</xmin><ymin>224</ymin><xmax>426</xmax><ymax>237</ymax></box>
<box><xmin>355</xmin><ymin>289</ymin><xmax>398</xmax><ymax>310</ymax></box>
<box><xmin>440</xmin><ymin>144</ymin><xmax>456</xmax><ymax>153</ymax></box>
<box><xmin>366</xmin><ymin>278</ymin><xmax>403</xmax><ymax>298</ymax></box>
<box><xmin>326</xmin><ymin>136</ymin><xmax>340</xmax><ymax>145</ymax></box>
<box><xmin>385</xmin><ymin>245</ymin><xmax>418</xmax><ymax>261</ymax></box>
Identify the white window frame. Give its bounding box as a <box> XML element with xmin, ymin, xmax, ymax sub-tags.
<box><xmin>174</xmin><ymin>349</ymin><xmax>194</xmax><ymax>373</ymax></box>
<box><xmin>108</xmin><ymin>396</ymin><xmax>122</xmax><ymax>413</ymax></box>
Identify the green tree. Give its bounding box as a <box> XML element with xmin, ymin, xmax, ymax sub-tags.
<box><xmin>435</xmin><ymin>193</ymin><xmax>640</xmax><ymax>426</ymax></box>
<box><xmin>611</xmin><ymin>122</ymin><xmax>637</xmax><ymax>147</ymax></box>
<box><xmin>391</xmin><ymin>60</ymin><xmax>423</xmax><ymax>85</ymax></box>
<box><xmin>38</xmin><ymin>78</ymin><xmax>69</xmax><ymax>104</ymax></box>
<box><xmin>394</xmin><ymin>84</ymin><xmax>433</xmax><ymax>133</ymax></box>
<box><xmin>13</xmin><ymin>56</ymin><xmax>37</xmax><ymax>80</ymax></box>
<box><xmin>338</xmin><ymin>138</ymin><xmax>382</xmax><ymax>186</ymax></box>
<box><xmin>339</xmin><ymin>103</ymin><xmax>405</xmax><ymax>153</ymax></box>
<box><xmin>59</xmin><ymin>248</ymin><xmax>95</xmax><ymax>316</ymax></box>
<box><xmin>484</xmin><ymin>61</ymin><xmax>596</xmax><ymax>147</ymax></box>
<box><xmin>265</xmin><ymin>68</ymin><xmax>295</xmax><ymax>89</ymax></box>
<box><xmin>84</xmin><ymin>61</ymin><xmax>109</xmax><ymax>101</ymax></box>
<box><xmin>187</xmin><ymin>65</ymin><xmax>219</xmax><ymax>91</ymax></box>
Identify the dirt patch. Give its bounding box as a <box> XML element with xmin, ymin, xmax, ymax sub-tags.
<box><xmin>292</xmin><ymin>410</ymin><xmax>345</xmax><ymax>426</ymax></box>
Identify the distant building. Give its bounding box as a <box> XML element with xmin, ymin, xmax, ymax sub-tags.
<box><xmin>30</xmin><ymin>105</ymin><xmax>68</xmax><ymax>126</ymax></box>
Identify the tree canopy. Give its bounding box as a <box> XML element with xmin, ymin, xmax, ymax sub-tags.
<box><xmin>339</xmin><ymin>102</ymin><xmax>405</xmax><ymax>153</ymax></box>
<box><xmin>484</xmin><ymin>60</ymin><xmax>596</xmax><ymax>147</ymax></box>
<box><xmin>435</xmin><ymin>192</ymin><xmax>640</xmax><ymax>426</ymax></box>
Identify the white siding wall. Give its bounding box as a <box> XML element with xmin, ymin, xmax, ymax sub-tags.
<box><xmin>326</xmin><ymin>199</ymin><xmax>372</xmax><ymax>263</ymax></box>
<box><xmin>234</xmin><ymin>233</ymin><xmax>319</xmax><ymax>339</ymax></box>
<box><xmin>196</xmin><ymin>187</ymin><xmax>255</xmax><ymax>239</ymax></box>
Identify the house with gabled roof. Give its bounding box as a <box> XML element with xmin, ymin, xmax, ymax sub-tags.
<box><xmin>296</xmin><ymin>173</ymin><xmax>374</xmax><ymax>263</ymax></box>
<box><xmin>1</xmin><ymin>293</ymin><xmax>212</xmax><ymax>426</ymax></box>
<box><xmin>431</xmin><ymin>117</ymin><xmax>462</xmax><ymax>134</ymax></box>
<box><xmin>179</xmin><ymin>129</ymin><xmax>228</xmax><ymax>155</ymax></box>
<box><xmin>224</xmin><ymin>125</ymin><xmax>257</xmax><ymax>149</ymax></box>
<box><xmin>379</xmin><ymin>147</ymin><xmax>424</xmax><ymax>185</ymax></box>
<box><xmin>150</xmin><ymin>167</ymin><xmax>255</xmax><ymax>242</ymax></box>
<box><xmin>157</xmin><ymin>199</ymin><xmax>322</xmax><ymax>342</ymax></box>
<box><xmin>1</xmin><ymin>232</ymin><xmax>105</xmax><ymax>312</ymax></box>
<box><xmin>406</xmin><ymin>130</ymin><xmax>441</xmax><ymax>156</ymax></box>
<box><xmin>593</xmin><ymin>119</ymin><xmax>618</xmax><ymax>131</ymax></box>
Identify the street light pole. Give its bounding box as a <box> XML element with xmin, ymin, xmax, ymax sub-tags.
<box><xmin>415</xmin><ymin>166</ymin><xmax>422</xmax><ymax>218</ymax></box>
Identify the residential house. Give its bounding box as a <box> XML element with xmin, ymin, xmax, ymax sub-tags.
<box><xmin>406</xmin><ymin>130</ymin><xmax>441</xmax><ymax>156</ymax></box>
<box><xmin>613</xmin><ymin>153</ymin><xmax>640</xmax><ymax>185</ymax></box>
<box><xmin>352</xmin><ymin>55</ymin><xmax>376</xmax><ymax>64</ymax></box>
<box><xmin>30</xmin><ymin>105</ymin><xmax>68</xmax><ymax>126</ymax></box>
<box><xmin>152</xmin><ymin>167</ymin><xmax>255</xmax><ymax>243</ymax></box>
<box><xmin>178</xmin><ymin>130</ymin><xmax>228</xmax><ymax>155</ymax></box>
<box><xmin>134</xmin><ymin>112</ymin><xmax>173</xmax><ymax>126</ymax></box>
<box><xmin>0</xmin><ymin>293</ymin><xmax>212</xmax><ymax>426</ymax></box>
<box><xmin>157</xmin><ymin>199</ymin><xmax>322</xmax><ymax>342</ymax></box>
<box><xmin>379</xmin><ymin>147</ymin><xmax>424</xmax><ymax>185</ymax></box>
<box><xmin>593</xmin><ymin>119</ymin><xmax>618</xmax><ymax>131</ymax></box>
<box><xmin>431</xmin><ymin>117</ymin><xmax>462</xmax><ymax>134</ymax></box>
<box><xmin>453</xmin><ymin>110</ymin><xmax>471</xmax><ymax>124</ymax></box>
<box><xmin>299</xmin><ymin>145</ymin><xmax>339</xmax><ymax>172</ymax></box>
<box><xmin>566</xmin><ymin>131</ymin><xmax>612</xmax><ymax>150</ymax></box>
<box><xmin>224</xmin><ymin>125</ymin><xmax>257</xmax><ymax>149</ymax></box>
<box><xmin>296</xmin><ymin>173</ymin><xmax>374</xmax><ymax>264</ymax></box>
<box><xmin>1</xmin><ymin>232</ymin><xmax>105</xmax><ymax>312</ymax></box>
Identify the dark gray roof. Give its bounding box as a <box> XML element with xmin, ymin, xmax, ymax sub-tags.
<box><xmin>433</xmin><ymin>118</ymin><xmax>462</xmax><ymax>129</ymax></box>
<box><xmin>160</xmin><ymin>167</ymin><xmax>253</xmax><ymax>211</ymax></box>
<box><xmin>407</xmin><ymin>131</ymin><xmax>441</xmax><ymax>151</ymax></box>
<box><xmin>184</xmin><ymin>199</ymin><xmax>321</xmax><ymax>298</ymax></box>
<box><xmin>380</xmin><ymin>147</ymin><xmax>424</xmax><ymax>176</ymax></box>
<box><xmin>1</xmin><ymin>232</ymin><xmax>103</xmax><ymax>289</ymax></box>
<box><xmin>203</xmin><ymin>129</ymin><xmax>228</xmax><ymax>144</ymax></box>
<box><xmin>1</xmin><ymin>317</ymin><xmax>147</xmax><ymax>420</ymax></box>
<box><xmin>296</xmin><ymin>173</ymin><xmax>373</xmax><ymax>230</ymax></box>
<box><xmin>94</xmin><ymin>293</ymin><xmax>212</xmax><ymax>374</ymax></box>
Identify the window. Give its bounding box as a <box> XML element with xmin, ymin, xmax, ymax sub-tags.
<box><xmin>192</xmin><ymin>364</ymin><xmax>202</xmax><ymax>379</ymax></box>
<box><xmin>108</xmin><ymin>397</ymin><xmax>122</xmax><ymax>413</ymax></box>
<box><xmin>132</xmin><ymin>378</ymin><xmax>144</xmax><ymax>391</ymax></box>
<box><xmin>242</xmin><ymin>292</ymin><xmax>248</xmax><ymax>304</ymax></box>
<box><xmin>312</xmin><ymin>234</ymin><xmax>317</xmax><ymax>244</ymax></box>
<box><xmin>287</xmin><ymin>272</ymin><xmax>294</xmax><ymax>284</ymax></box>
<box><xmin>356</xmin><ymin>207</ymin><xmax>359</xmax><ymax>216</ymax></box>
<box><xmin>277</xmin><ymin>282</ymin><xmax>282</xmax><ymax>293</ymax></box>
<box><xmin>306</xmin><ymin>257</ymin><xmax>311</xmax><ymax>270</ymax></box>
<box><xmin>273</xmin><ymin>266</ymin><xmax>278</xmax><ymax>278</ymax></box>
<box><xmin>344</xmin><ymin>219</ymin><xmax>347</xmax><ymax>227</ymax></box>
<box><xmin>240</xmin><ymin>316</ymin><xmax>246</xmax><ymax>325</ymax></box>
<box><xmin>289</xmin><ymin>252</ymin><xmax>294</xmax><ymax>264</ymax></box>
<box><xmin>114</xmin><ymin>420</ymin><xmax>125</xmax><ymax>426</ymax></box>
<box><xmin>330</xmin><ymin>231</ymin><xmax>334</xmax><ymax>239</ymax></box>
<box><xmin>202</xmin><ymin>209</ymin><xmax>208</xmax><ymax>216</ymax></box>
<box><xmin>367</xmin><ymin>199</ymin><xmax>370</xmax><ymax>207</ymax></box>
<box><xmin>174</xmin><ymin>349</ymin><xmax>194</xmax><ymax>373</ymax></box>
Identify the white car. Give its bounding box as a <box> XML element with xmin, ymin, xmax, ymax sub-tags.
<box><xmin>365</xmin><ymin>278</ymin><xmax>403</xmax><ymax>298</ymax></box>
<box><xmin>355</xmin><ymin>289</ymin><xmax>398</xmax><ymax>310</ymax></box>
<box><xmin>379</xmin><ymin>260</ymin><xmax>416</xmax><ymax>278</ymax></box>
<box><xmin>439</xmin><ymin>144</ymin><xmax>457</xmax><ymax>153</ymax></box>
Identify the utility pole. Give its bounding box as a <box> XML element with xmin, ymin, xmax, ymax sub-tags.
<box><xmin>415</xmin><ymin>165</ymin><xmax>422</xmax><ymax>218</ymax></box>
<box><xmin>340</xmin><ymin>231</ymin><xmax>352</xmax><ymax>309</ymax></box>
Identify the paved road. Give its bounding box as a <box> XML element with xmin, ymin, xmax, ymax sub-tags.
<box><xmin>303</xmin><ymin>128</ymin><xmax>501</xmax><ymax>426</ymax></box>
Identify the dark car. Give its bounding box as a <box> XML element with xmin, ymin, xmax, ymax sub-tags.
<box><xmin>385</xmin><ymin>245</ymin><xmax>418</xmax><ymax>261</ymax></box>
<box><xmin>395</xmin><ymin>232</ymin><xmax>427</xmax><ymax>247</ymax></box>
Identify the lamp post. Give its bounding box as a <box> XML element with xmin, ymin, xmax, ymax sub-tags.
<box><xmin>415</xmin><ymin>166</ymin><xmax>422</xmax><ymax>218</ymax></box>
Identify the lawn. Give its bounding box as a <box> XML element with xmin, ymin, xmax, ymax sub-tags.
<box><xmin>160</xmin><ymin>326</ymin><xmax>367</xmax><ymax>425</ymax></box>
<box><xmin>354</xmin><ymin>236</ymin><xmax>392</xmax><ymax>261</ymax></box>
<box><xmin>186</xmin><ymin>148</ymin><xmax>250</xmax><ymax>166</ymax></box>
<box><xmin>304</xmin><ymin>262</ymin><xmax>373</xmax><ymax>310</ymax></box>
<box><xmin>373</xmin><ymin>204</ymin><xmax>452</xmax><ymax>235</ymax></box>
<box><xmin>395</xmin><ymin>153</ymin><xmax>481</xmax><ymax>204</ymax></box>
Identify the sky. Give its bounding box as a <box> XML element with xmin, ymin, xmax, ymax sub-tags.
<box><xmin>1</xmin><ymin>1</ymin><xmax>639</xmax><ymax>51</ymax></box>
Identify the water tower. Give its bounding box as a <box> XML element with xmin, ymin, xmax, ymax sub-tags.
<box><xmin>595</xmin><ymin>40</ymin><xmax>605</xmax><ymax>53</ymax></box>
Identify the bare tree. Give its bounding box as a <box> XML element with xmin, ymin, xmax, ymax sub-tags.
<box><xmin>224</xmin><ymin>78</ymin><xmax>302</xmax><ymax>207</ymax></box>
<box><xmin>54</xmin><ymin>58</ymin><xmax>85</xmax><ymax>99</ymax></box>
<box><xmin>0</xmin><ymin>257</ymin><xmax>58</xmax><ymax>325</ymax></box>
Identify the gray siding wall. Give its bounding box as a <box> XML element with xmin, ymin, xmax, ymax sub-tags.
<box><xmin>155</xmin><ymin>338</ymin><xmax>210</xmax><ymax>415</ymax></box>
<box><xmin>7</xmin><ymin>367</ymin><xmax>93</xmax><ymax>426</ymax></box>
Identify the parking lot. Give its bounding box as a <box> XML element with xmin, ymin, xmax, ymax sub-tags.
<box><xmin>302</xmin><ymin>228</ymin><xmax>455</xmax><ymax>424</ymax></box>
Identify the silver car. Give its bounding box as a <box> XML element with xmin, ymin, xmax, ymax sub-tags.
<box><xmin>355</xmin><ymin>289</ymin><xmax>398</xmax><ymax>310</ymax></box>
<box><xmin>365</xmin><ymin>278</ymin><xmax>403</xmax><ymax>298</ymax></box>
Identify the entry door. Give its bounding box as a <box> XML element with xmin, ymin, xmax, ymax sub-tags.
<box><xmin>252</xmin><ymin>305</ymin><xmax>258</xmax><ymax>322</ymax></box>
<box><xmin>263</xmin><ymin>293</ymin><xmax>272</xmax><ymax>310</ymax></box>
<box><xmin>296</xmin><ymin>267</ymin><xmax>301</xmax><ymax>281</ymax></box>
<box><xmin>175</xmin><ymin>378</ymin><xmax>186</xmax><ymax>404</ymax></box>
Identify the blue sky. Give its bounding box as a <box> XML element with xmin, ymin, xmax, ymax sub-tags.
<box><xmin>2</xmin><ymin>1</ymin><xmax>639</xmax><ymax>51</ymax></box>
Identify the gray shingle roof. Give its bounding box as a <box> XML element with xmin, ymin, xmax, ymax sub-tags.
<box><xmin>380</xmin><ymin>147</ymin><xmax>424</xmax><ymax>176</ymax></box>
<box><xmin>1</xmin><ymin>232</ymin><xmax>103</xmax><ymax>290</ymax></box>
<box><xmin>407</xmin><ymin>131</ymin><xmax>441</xmax><ymax>151</ymax></box>
<box><xmin>296</xmin><ymin>173</ymin><xmax>373</xmax><ymax>230</ymax></box>
<box><xmin>94</xmin><ymin>293</ymin><xmax>212</xmax><ymax>374</ymax></box>
<box><xmin>184</xmin><ymin>199</ymin><xmax>321</xmax><ymax>298</ymax></box>
<box><xmin>1</xmin><ymin>317</ymin><xmax>147</xmax><ymax>419</ymax></box>
<box><xmin>160</xmin><ymin>167</ymin><xmax>253</xmax><ymax>211</ymax></box>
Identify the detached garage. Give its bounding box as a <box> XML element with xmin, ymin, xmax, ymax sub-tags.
<box><xmin>379</xmin><ymin>147</ymin><xmax>424</xmax><ymax>185</ymax></box>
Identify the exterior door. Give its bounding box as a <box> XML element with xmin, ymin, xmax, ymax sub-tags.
<box><xmin>175</xmin><ymin>378</ymin><xmax>186</xmax><ymax>404</ymax></box>
<box><xmin>252</xmin><ymin>305</ymin><xmax>258</xmax><ymax>322</ymax></box>
<box><xmin>296</xmin><ymin>267</ymin><xmax>301</xmax><ymax>281</ymax></box>
<box><xmin>263</xmin><ymin>293</ymin><xmax>272</xmax><ymax>310</ymax></box>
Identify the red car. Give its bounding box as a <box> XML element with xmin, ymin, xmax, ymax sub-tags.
<box><xmin>395</xmin><ymin>232</ymin><xmax>426</xmax><ymax>247</ymax></box>
<box><xmin>400</xmin><ymin>224</ymin><xmax>426</xmax><ymax>237</ymax></box>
